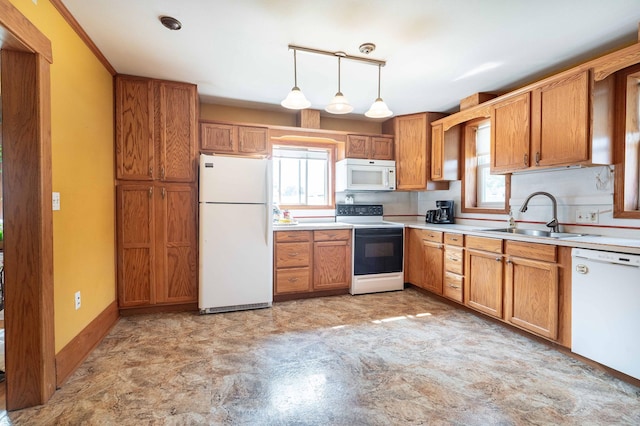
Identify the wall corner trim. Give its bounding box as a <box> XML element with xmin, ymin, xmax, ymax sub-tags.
<box><xmin>55</xmin><ymin>301</ymin><xmax>119</xmax><ymax>388</ymax></box>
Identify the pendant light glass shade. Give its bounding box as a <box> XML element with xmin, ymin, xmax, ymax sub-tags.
<box><xmin>281</xmin><ymin>49</ymin><xmax>311</xmax><ymax>110</ymax></box>
<box><xmin>325</xmin><ymin>57</ymin><xmax>353</xmax><ymax>114</ymax></box>
<box><xmin>365</xmin><ymin>64</ymin><xmax>392</xmax><ymax>118</ymax></box>
<box><xmin>365</xmin><ymin>98</ymin><xmax>393</xmax><ymax>118</ymax></box>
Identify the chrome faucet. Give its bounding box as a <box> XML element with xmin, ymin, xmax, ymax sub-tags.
<box><xmin>519</xmin><ymin>191</ymin><xmax>559</xmax><ymax>232</ymax></box>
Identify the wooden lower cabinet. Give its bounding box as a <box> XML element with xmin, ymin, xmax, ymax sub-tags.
<box><xmin>117</xmin><ymin>183</ymin><xmax>197</xmax><ymax>309</ymax></box>
<box><xmin>405</xmin><ymin>228</ymin><xmax>444</xmax><ymax>293</ymax></box>
<box><xmin>504</xmin><ymin>241</ymin><xmax>559</xmax><ymax>339</ymax></box>
<box><xmin>443</xmin><ymin>233</ymin><xmax>464</xmax><ymax>303</ymax></box>
<box><xmin>405</xmin><ymin>228</ymin><xmax>569</xmax><ymax>346</ymax></box>
<box><xmin>274</xmin><ymin>229</ymin><xmax>351</xmax><ymax>298</ymax></box>
<box><xmin>464</xmin><ymin>236</ymin><xmax>504</xmax><ymax>319</ymax></box>
<box><xmin>422</xmin><ymin>240</ymin><xmax>444</xmax><ymax>294</ymax></box>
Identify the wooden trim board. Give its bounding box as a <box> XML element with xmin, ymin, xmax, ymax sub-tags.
<box><xmin>55</xmin><ymin>302</ymin><xmax>120</xmax><ymax>387</ymax></box>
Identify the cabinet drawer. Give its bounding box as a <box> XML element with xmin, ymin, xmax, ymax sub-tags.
<box><xmin>275</xmin><ymin>268</ymin><xmax>311</xmax><ymax>294</ymax></box>
<box><xmin>275</xmin><ymin>243</ymin><xmax>310</xmax><ymax>268</ymax></box>
<box><xmin>314</xmin><ymin>229</ymin><xmax>351</xmax><ymax>241</ymax></box>
<box><xmin>445</xmin><ymin>247</ymin><xmax>464</xmax><ymax>275</ymax></box>
<box><xmin>444</xmin><ymin>233</ymin><xmax>464</xmax><ymax>246</ymax></box>
<box><xmin>275</xmin><ymin>230</ymin><xmax>312</xmax><ymax>243</ymax></box>
<box><xmin>466</xmin><ymin>235</ymin><xmax>502</xmax><ymax>253</ymax></box>
<box><xmin>420</xmin><ymin>229</ymin><xmax>443</xmax><ymax>243</ymax></box>
<box><xmin>505</xmin><ymin>240</ymin><xmax>556</xmax><ymax>262</ymax></box>
<box><xmin>443</xmin><ymin>272</ymin><xmax>463</xmax><ymax>302</ymax></box>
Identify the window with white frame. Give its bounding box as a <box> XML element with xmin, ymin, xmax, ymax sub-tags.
<box><xmin>272</xmin><ymin>145</ymin><xmax>332</xmax><ymax>208</ymax></box>
<box><xmin>462</xmin><ymin>119</ymin><xmax>509</xmax><ymax>213</ymax></box>
<box><xmin>475</xmin><ymin>123</ymin><xmax>506</xmax><ymax>207</ymax></box>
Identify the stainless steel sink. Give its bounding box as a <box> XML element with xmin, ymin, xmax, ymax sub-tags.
<box><xmin>481</xmin><ymin>228</ymin><xmax>586</xmax><ymax>239</ymax></box>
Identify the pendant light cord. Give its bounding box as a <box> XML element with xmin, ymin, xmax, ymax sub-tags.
<box><xmin>377</xmin><ymin>64</ymin><xmax>381</xmax><ymax>98</ymax></box>
<box><xmin>293</xmin><ymin>49</ymin><xmax>298</xmax><ymax>88</ymax></box>
<box><xmin>337</xmin><ymin>56</ymin><xmax>342</xmax><ymax>93</ymax></box>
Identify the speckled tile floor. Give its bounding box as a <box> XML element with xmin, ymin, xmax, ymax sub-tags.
<box><xmin>7</xmin><ymin>288</ymin><xmax>640</xmax><ymax>425</ymax></box>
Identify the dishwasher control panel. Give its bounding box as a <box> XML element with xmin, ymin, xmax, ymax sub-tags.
<box><xmin>572</xmin><ymin>248</ymin><xmax>640</xmax><ymax>267</ymax></box>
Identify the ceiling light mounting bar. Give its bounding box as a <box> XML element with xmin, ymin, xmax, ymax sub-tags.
<box><xmin>288</xmin><ymin>44</ymin><xmax>386</xmax><ymax>67</ymax></box>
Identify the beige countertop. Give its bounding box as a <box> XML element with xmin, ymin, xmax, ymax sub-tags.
<box><xmin>274</xmin><ymin>220</ymin><xmax>640</xmax><ymax>255</ymax></box>
<box><xmin>394</xmin><ymin>220</ymin><xmax>640</xmax><ymax>255</ymax></box>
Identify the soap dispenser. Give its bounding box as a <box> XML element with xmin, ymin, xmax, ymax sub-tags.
<box><xmin>507</xmin><ymin>208</ymin><xmax>516</xmax><ymax>229</ymax></box>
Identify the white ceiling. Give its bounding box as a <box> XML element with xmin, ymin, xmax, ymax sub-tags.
<box><xmin>61</xmin><ymin>0</ymin><xmax>640</xmax><ymax>118</ymax></box>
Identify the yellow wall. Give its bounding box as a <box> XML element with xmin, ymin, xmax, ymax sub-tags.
<box><xmin>200</xmin><ymin>103</ymin><xmax>384</xmax><ymax>134</ymax></box>
<box><xmin>9</xmin><ymin>0</ymin><xmax>116</xmax><ymax>352</ymax></box>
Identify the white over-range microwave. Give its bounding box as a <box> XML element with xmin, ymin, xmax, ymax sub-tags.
<box><xmin>335</xmin><ymin>158</ymin><xmax>396</xmax><ymax>192</ymax></box>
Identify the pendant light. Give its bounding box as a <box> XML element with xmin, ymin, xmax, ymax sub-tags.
<box><xmin>281</xmin><ymin>49</ymin><xmax>311</xmax><ymax>110</ymax></box>
<box><xmin>325</xmin><ymin>55</ymin><xmax>353</xmax><ymax>114</ymax></box>
<box><xmin>365</xmin><ymin>64</ymin><xmax>393</xmax><ymax>118</ymax></box>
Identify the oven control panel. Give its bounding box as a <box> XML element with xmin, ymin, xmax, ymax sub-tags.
<box><xmin>336</xmin><ymin>204</ymin><xmax>383</xmax><ymax>217</ymax></box>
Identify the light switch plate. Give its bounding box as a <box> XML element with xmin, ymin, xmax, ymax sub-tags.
<box><xmin>52</xmin><ymin>192</ymin><xmax>60</xmax><ymax>211</ymax></box>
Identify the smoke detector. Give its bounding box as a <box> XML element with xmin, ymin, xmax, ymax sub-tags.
<box><xmin>359</xmin><ymin>43</ymin><xmax>376</xmax><ymax>54</ymax></box>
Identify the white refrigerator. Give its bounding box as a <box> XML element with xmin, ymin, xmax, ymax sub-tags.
<box><xmin>198</xmin><ymin>154</ymin><xmax>273</xmax><ymax>313</ymax></box>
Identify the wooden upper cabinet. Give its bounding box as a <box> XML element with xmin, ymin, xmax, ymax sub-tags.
<box><xmin>345</xmin><ymin>134</ymin><xmax>393</xmax><ymax>160</ymax></box>
<box><xmin>200</xmin><ymin>122</ymin><xmax>236</xmax><ymax>152</ymax></box>
<box><xmin>531</xmin><ymin>70</ymin><xmax>590</xmax><ymax>167</ymax></box>
<box><xmin>346</xmin><ymin>134</ymin><xmax>369</xmax><ymax>158</ymax></box>
<box><xmin>157</xmin><ymin>81</ymin><xmax>197</xmax><ymax>182</ymax></box>
<box><xmin>431</xmin><ymin>124</ymin><xmax>444</xmax><ymax>180</ymax></box>
<box><xmin>383</xmin><ymin>112</ymin><xmax>448</xmax><ymax>190</ymax></box>
<box><xmin>491</xmin><ymin>92</ymin><xmax>531</xmax><ymax>173</ymax></box>
<box><xmin>238</xmin><ymin>126</ymin><xmax>269</xmax><ymax>154</ymax></box>
<box><xmin>200</xmin><ymin>121</ymin><xmax>269</xmax><ymax>155</ymax></box>
<box><xmin>115</xmin><ymin>75</ymin><xmax>197</xmax><ymax>183</ymax></box>
<box><xmin>116</xmin><ymin>77</ymin><xmax>154</xmax><ymax>180</ymax></box>
<box><xmin>431</xmin><ymin>123</ymin><xmax>460</xmax><ymax>181</ymax></box>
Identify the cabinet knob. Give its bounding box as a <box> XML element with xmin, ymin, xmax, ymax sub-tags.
<box><xmin>506</xmin><ymin>258</ymin><xmax>512</xmax><ymax>264</ymax></box>
<box><xmin>495</xmin><ymin>257</ymin><xmax>501</xmax><ymax>262</ymax></box>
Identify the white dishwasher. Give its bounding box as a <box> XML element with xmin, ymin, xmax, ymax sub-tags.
<box><xmin>572</xmin><ymin>248</ymin><xmax>640</xmax><ymax>380</ymax></box>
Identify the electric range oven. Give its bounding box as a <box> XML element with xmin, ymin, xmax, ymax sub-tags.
<box><xmin>336</xmin><ymin>204</ymin><xmax>404</xmax><ymax>295</ymax></box>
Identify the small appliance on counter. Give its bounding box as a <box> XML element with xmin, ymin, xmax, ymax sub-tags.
<box><xmin>425</xmin><ymin>200</ymin><xmax>455</xmax><ymax>224</ymax></box>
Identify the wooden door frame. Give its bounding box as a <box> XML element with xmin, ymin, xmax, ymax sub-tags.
<box><xmin>0</xmin><ymin>0</ymin><xmax>56</xmax><ymax>410</ymax></box>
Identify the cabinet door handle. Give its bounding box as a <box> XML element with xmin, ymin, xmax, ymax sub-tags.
<box><xmin>523</xmin><ymin>153</ymin><xmax>528</xmax><ymax>166</ymax></box>
<box><xmin>448</xmin><ymin>284</ymin><xmax>460</xmax><ymax>289</ymax></box>
<box><xmin>535</xmin><ymin>151</ymin><xmax>540</xmax><ymax>166</ymax></box>
<box><xmin>451</xmin><ymin>237</ymin><xmax>459</xmax><ymax>241</ymax></box>
<box><xmin>148</xmin><ymin>187</ymin><xmax>153</xmax><ymax>198</ymax></box>
<box><xmin>149</xmin><ymin>166</ymin><xmax>153</xmax><ymax>177</ymax></box>
<box><xmin>288</xmin><ymin>277</ymin><xmax>299</xmax><ymax>283</ymax></box>
<box><xmin>161</xmin><ymin>166</ymin><xmax>165</xmax><ymax>179</ymax></box>
<box><xmin>506</xmin><ymin>258</ymin><xmax>512</xmax><ymax>264</ymax></box>
<box><xmin>289</xmin><ymin>252</ymin><xmax>299</xmax><ymax>257</ymax></box>
<box><xmin>448</xmin><ymin>256</ymin><xmax>459</xmax><ymax>262</ymax></box>
<box><xmin>161</xmin><ymin>187</ymin><xmax>166</xmax><ymax>199</ymax></box>
<box><xmin>495</xmin><ymin>257</ymin><xmax>501</xmax><ymax>262</ymax></box>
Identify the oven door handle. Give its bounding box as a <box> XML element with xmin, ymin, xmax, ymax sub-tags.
<box><xmin>355</xmin><ymin>229</ymin><xmax>403</xmax><ymax>238</ymax></box>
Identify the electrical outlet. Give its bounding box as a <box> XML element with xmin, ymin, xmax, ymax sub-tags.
<box><xmin>576</xmin><ymin>210</ymin><xmax>598</xmax><ymax>224</ymax></box>
<box><xmin>75</xmin><ymin>291</ymin><xmax>81</xmax><ymax>310</ymax></box>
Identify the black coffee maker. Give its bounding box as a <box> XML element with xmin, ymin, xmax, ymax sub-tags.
<box><xmin>425</xmin><ymin>200</ymin><xmax>455</xmax><ymax>224</ymax></box>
